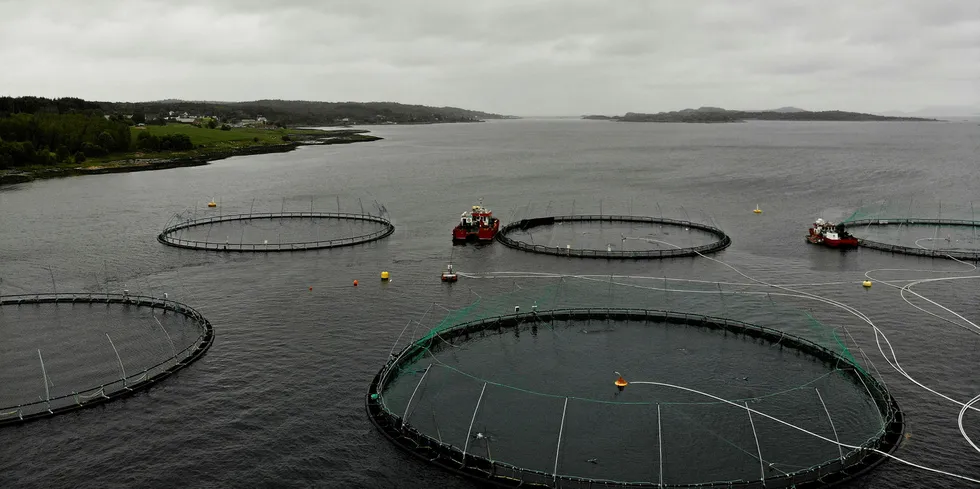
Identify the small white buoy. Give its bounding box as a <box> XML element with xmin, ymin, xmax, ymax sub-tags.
<box><xmin>263</xmin><ymin>239</ymin><xmax>268</xmax><ymax>245</ymax></box>
<box><xmin>607</xmin><ymin>244</ymin><xmax>612</xmax><ymax>252</ymax></box>
<box><xmin>515</xmin><ymin>305</ymin><xmax>520</xmax><ymax>313</ymax></box>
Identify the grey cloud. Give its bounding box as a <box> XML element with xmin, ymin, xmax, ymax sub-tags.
<box><xmin>0</xmin><ymin>0</ymin><xmax>977</xmax><ymax>115</ymax></box>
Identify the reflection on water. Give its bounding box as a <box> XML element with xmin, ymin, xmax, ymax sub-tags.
<box><xmin>1</xmin><ymin>120</ymin><xmax>979</xmax><ymax>488</ymax></box>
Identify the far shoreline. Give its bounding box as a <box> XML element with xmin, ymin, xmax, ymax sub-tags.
<box><xmin>0</xmin><ymin>128</ymin><xmax>382</xmax><ymax>186</ymax></box>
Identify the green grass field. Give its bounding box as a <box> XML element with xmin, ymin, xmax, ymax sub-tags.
<box><xmin>73</xmin><ymin>124</ymin><xmax>334</xmax><ymax>165</ymax></box>
<box><xmin>2</xmin><ymin>124</ymin><xmax>372</xmax><ymax>179</ymax></box>
<box><xmin>129</xmin><ymin>124</ymin><xmax>322</xmax><ymax>148</ymax></box>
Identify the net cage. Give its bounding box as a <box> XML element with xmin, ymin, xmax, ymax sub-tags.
<box><xmin>367</xmin><ymin>278</ymin><xmax>903</xmax><ymax>488</ymax></box>
<box><xmin>0</xmin><ymin>292</ymin><xmax>214</xmax><ymax>425</ymax></box>
<box><xmin>157</xmin><ymin>196</ymin><xmax>394</xmax><ymax>252</ymax></box>
<box><xmin>842</xmin><ymin>199</ymin><xmax>980</xmax><ymax>260</ymax></box>
<box><xmin>496</xmin><ymin>199</ymin><xmax>730</xmax><ymax>259</ymax></box>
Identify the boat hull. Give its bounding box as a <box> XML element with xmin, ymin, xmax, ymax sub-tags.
<box><xmin>452</xmin><ymin>219</ymin><xmax>499</xmax><ymax>243</ymax></box>
<box><xmin>806</xmin><ymin>227</ymin><xmax>859</xmax><ymax>249</ymax></box>
<box><xmin>823</xmin><ymin>237</ymin><xmax>859</xmax><ymax>248</ymax></box>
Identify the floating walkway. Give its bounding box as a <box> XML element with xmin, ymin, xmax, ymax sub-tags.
<box><xmin>842</xmin><ymin>218</ymin><xmax>980</xmax><ymax>261</ymax></box>
<box><xmin>367</xmin><ymin>308</ymin><xmax>903</xmax><ymax>489</ymax></box>
<box><xmin>496</xmin><ymin>215</ymin><xmax>731</xmax><ymax>259</ymax></box>
<box><xmin>157</xmin><ymin>211</ymin><xmax>395</xmax><ymax>252</ymax></box>
<box><xmin>0</xmin><ymin>292</ymin><xmax>214</xmax><ymax>426</ymax></box>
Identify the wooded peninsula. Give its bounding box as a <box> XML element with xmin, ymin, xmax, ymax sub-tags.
<box><xmin>0</xmin><ymin>96</ymin><xmax>509</xmax><ymax>183</ymax></box>
<box><xmin>583</xmin><ymin>106</ymin><xmax>938</xmax><ymax>123</ymax></box>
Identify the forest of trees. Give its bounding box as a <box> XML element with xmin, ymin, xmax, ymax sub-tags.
<box><xmin>0</xmin><ymin>96</ymin><xmax>511</xmax><ymax>169</ymax></box>
<box><xmin>101</xmin><ymin>99</ymin><xmax>508</xmax><ymax>125</ymax></box>
<box><xmin>0</xmin><ymin>96</ymin><xmax>103</xmax><ymax>115</ymax></box>
<box><xmin>0</xmin><ymin>112</ymin><xmax>131</xmax><ymax>169</ymax></box>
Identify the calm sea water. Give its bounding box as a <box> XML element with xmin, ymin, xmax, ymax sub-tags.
<box><xmin>1</xmin><ymin>119</ymin><xmax>979</xmax><ymax>488</ymax></box>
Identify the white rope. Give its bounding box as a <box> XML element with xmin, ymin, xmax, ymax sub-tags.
<box><xmin>629</xmin><ymin>379</ymin><xmax>980</xmax><ymax>484</ymax></box>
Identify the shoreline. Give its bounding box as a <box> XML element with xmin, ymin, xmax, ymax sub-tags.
<box><xmin>0</xmin><ymin>130</ymin><xmax>382</xmax><ymax>186</ymax></box>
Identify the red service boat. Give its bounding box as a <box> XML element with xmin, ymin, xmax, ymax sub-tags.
<box><xmin>453</xmin><ymin>201</ymin><xmax>500</xmax><ymax>243</ymax></box>
<box><xmin>806</xmin><ymin>218</ymin><xmax>859</xmax><ymax>248</ymax></box>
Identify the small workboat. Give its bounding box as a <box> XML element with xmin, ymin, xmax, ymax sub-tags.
<box><xmin>806</xmin><ymin>218</ymin><xmax>859</xmax><ymax>248</ymax></box>
<box><xmin>452</xmin><ymin>200</ymin><xmax>499</xmax><ymax>243</ymax></box>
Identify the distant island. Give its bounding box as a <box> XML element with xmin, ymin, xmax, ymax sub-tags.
<box><xmin>583</xmin><ymin>106</ymin><xmax>938</xmax><ymax>123</ymax></box>
<box><xmin>0</xmin><ymin>96</ymin><xmax>513</xmax><ymax>184</ymax></box>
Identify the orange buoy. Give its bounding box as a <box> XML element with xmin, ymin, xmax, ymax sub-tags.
<box><xmin>353</xmin><ymin>280</ymin><xmax>358</xmax><ymax>286</ymax></box>
<box><xmin>614</xmin><ymin>372</ymin><xmax>629</xmax><ymax>392</ymax></box>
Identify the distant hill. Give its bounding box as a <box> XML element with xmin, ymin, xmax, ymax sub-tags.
<box><xmin>770</xmin><ymin>106</ymin><xmax>807</xmax><ymax>113</ymax></box>
<box><xmin>582</xmin><ymin>107</ymin><xmax>936</xmax><ymax>123</ymax></box>
<box><xmin>104</xmin><ymin>99</ymin><xmax>511</xmax><ymax>125</ymax></box>
<box><xmin>0</xmin><ymin>96</ymin><xmax>512</xmax><ymax>126</ymax></box>
<box><xmin>678</xmin><ymin>106</ymin><xmax>727</xmax><ymax>114</ymax></box>
<box><xmin>880</xmin><ymin>106</ymin><xmax>980</xmax><ymax>118</ymax></box>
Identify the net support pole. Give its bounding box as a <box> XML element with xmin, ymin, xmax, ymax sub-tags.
<box><xmin>658</xmin><ymin>403</ymin><xmax>664</xmax><ymax>488</ymax></box>
<box><xmin>462</xmin><ymin>382</ymin><xmax>487</xmax><ymax>466</ymax></box>
<box><xmin>47</xmin><ymin>267</ymin><xmax>57</xmax><ymax>295</ymax></box>
<box><xmin>105</xmin><ymin>333</ymin><xmax>128</xmax><ymax>387</ymax></box>
<box><xmin>855</xmin><ymin>372</ymin><xmax>885</xmax><ymax>430</ymax></box>
<box><xmin>815</xmin><ymin>388</ymin><xmax>844</xmax><ymax>460</ymax></box>
<box><xmin>553</xmin><ymin>397</ymin><xmax>569</xmax><ymax>482</ymax></box>
<box><xmin>38</xmin><ymin>349</ymin><xmax>52</xmax><ymax>412</ymax></box>
<box><xmin>401</xmin><ymin>364</ymin><xmax>431</xmax><ymax>428</ymax></box>
<box><xmin>972</xmin><ymin>201</ymin><xmax>976</xmax><ymax>244</ymax></box>
<box><xmin>153</xmin><ymin>316</ymin><xmax>179</xmax><ymax>364</ymax></box>
<box><xmin>859</xmin><ymin>349</ymin><xmax>888</xmax><ymax>390</ymax></box>
<box><xmin>745</xmin><ymin>401</ymin><xmax>765</xmax><ymax>484</ymax></box>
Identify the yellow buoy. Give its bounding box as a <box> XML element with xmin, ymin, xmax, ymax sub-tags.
<box><xmin>863</xmin><ymin>280</ymin><xmax>872</xmax><ymax>288</ymax></box>
<box><xmin>381</xmin><ymin>271</ymin><xmax>390</xmax><ymax>281</ymax></box>
<box><xmin>753</xmin><ymin>204</ymin><xmax>762</xmax><ymax>214</ymax></box>
<box><xmin>207</xmin><ymin>200</ymin><xmax>217</xmax><ymax>208</ymax></box>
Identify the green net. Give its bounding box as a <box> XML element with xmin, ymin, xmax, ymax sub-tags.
<box><xmin>843</xmin><ymin>198</ymin><xmax>979</xmax><ymax>223</ymax></box>
<box><xmin>375</xmin><ymin>277</ymin><xmax>897</xmax><ymax>488</ymax></box>
<box><xmin>405</xmin><ymin>277</ymin><xmax>870</xmax><ymax>375</ymax></box>
<box><xmin>841</xmin><ymin>198</ymin><xmax>980</xmax><ymax>255</ymax></box>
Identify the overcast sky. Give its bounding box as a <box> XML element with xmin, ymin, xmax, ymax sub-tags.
<box><xmin>1</xmin><ymin>0</ymin><xmax>978</xmax><ymax>116</ymax></box>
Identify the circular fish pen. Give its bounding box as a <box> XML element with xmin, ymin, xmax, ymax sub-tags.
<box><xmin>157</xmin><ymin>211</ymin><xmax>394</xmax><ymax>252</ymax></box>
<box><xmin>496</xmin><ymin>215</ymin><xmax>731</xmax><ymax>259</ymax></box>
<box><xmin>842</xmin><ymin>199</ymin><xmax>980</xmax><ymax>260</ymax></box>
<box><xmin>0</xmin><ymin>292</ymin><xmax>214</xmax><ymax>426</ymax></box>
<box><xmin>367</xmin><ymin>283</ymin><xmax>902</xmax><ymax>488</ymax></box>
<box><xmin>842</xmin><ymin>219</ymin><xmax>980</xmax><ymax>261</ymax></box>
